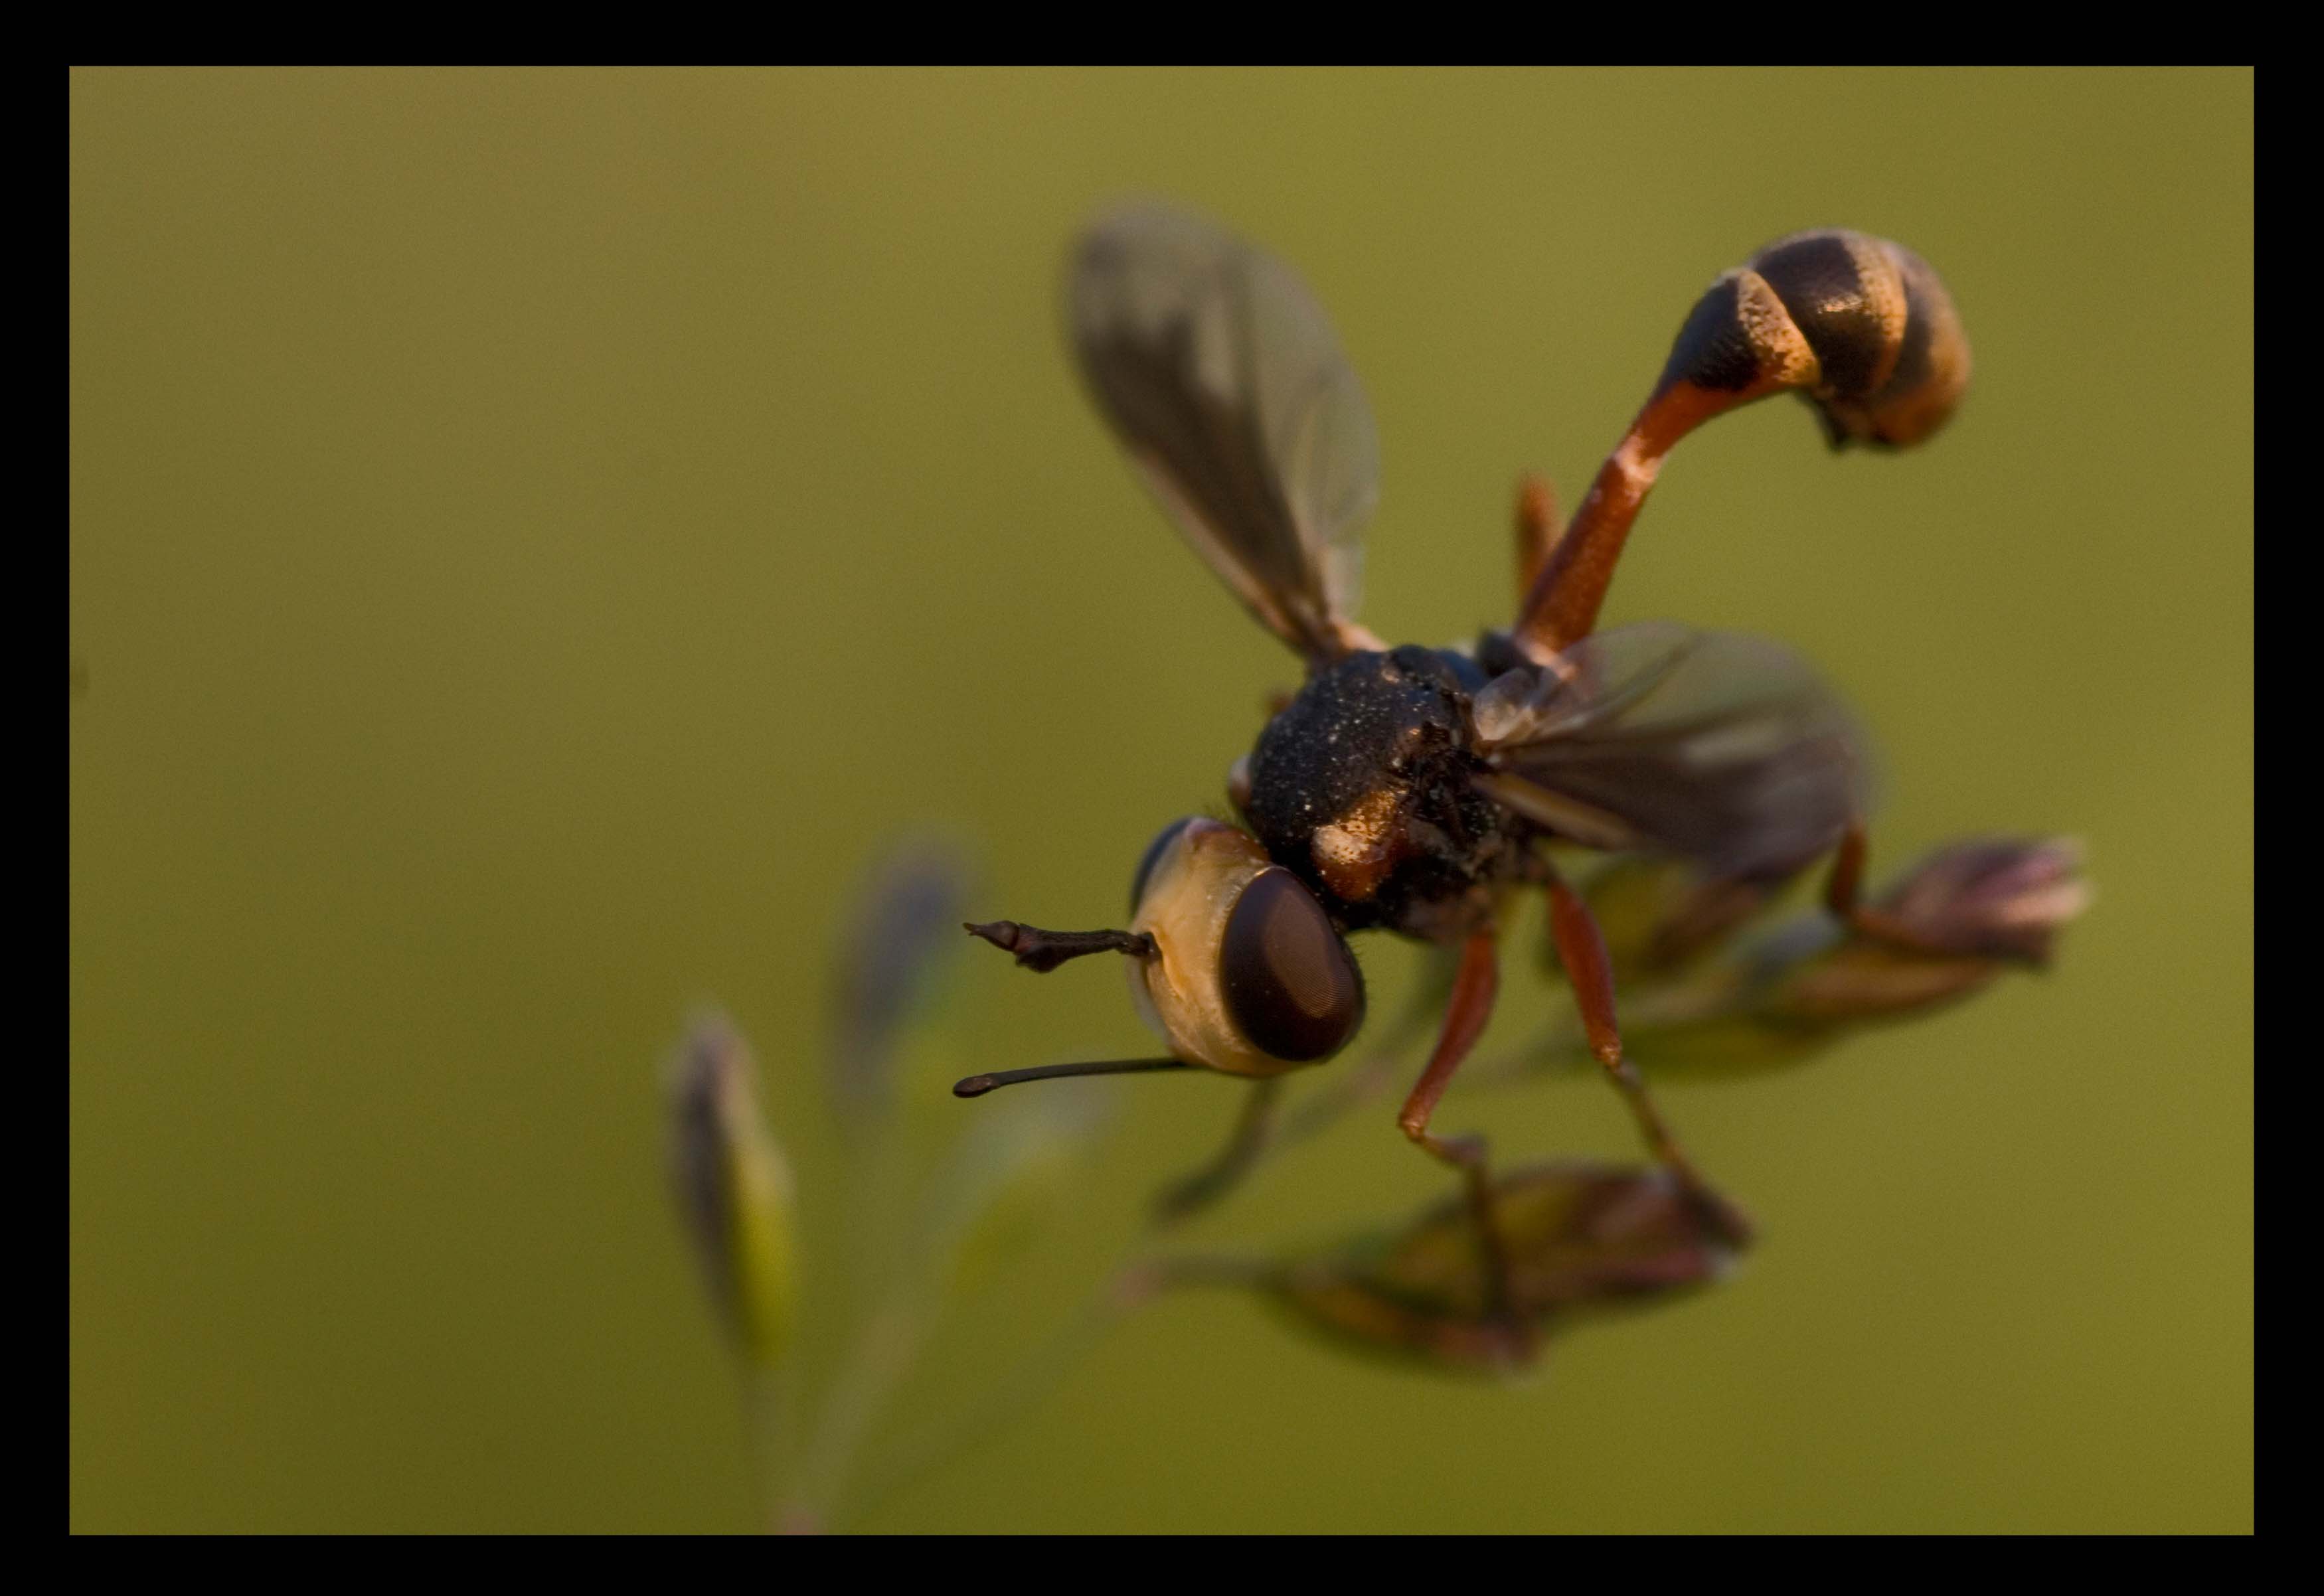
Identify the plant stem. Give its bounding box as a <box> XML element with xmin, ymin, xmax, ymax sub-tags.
<box><xmin>748</xmin><ymin>1362</ymin><xmax>808</xmax><ymax>1533</ymax></box>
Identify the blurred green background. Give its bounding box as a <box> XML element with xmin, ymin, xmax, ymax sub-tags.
<box><xmin>70</xmin><ymin>68</ymin><xmax>2250</xmax><ymax>1534</ymax></box>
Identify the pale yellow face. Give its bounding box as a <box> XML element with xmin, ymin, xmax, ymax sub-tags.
<box><xmin>1125</xmin><ymin>820</ymin><xmax>1315</xmax><ymax>1077</ymax></box>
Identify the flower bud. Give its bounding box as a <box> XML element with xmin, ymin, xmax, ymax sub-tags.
<box><xmin>828</xmin><ymin>840</ymin><xmax>971</xmax><ymax>1127</ymax></box>
<box><xmin>1865</xmin><ymin>837</ymin><xmax>2090</xmax><ymax>964</ymax></box>
<box><xmin>1753</xmin><ymin>837</ymin><xmax>2088</xmax><ymax>1028</ymax></box>
<box><xmin>668</xmin><ymin>1012</ymin><xmax>800</xmax><ymax>1370</ymax></box>
<box><xmin>1582</xmin><ymin>838</ymin><xmax>2090</xmax><ymax>1073</ymax></box>
<box><xmin>1256</xmin><ymin>1162</ymin><xmax>1748</xmax><ymax>1375</ymax></box>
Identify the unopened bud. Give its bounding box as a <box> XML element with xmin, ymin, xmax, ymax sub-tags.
<box><xmin>667</xmin><ymin>1012</ymin><xmax>799</xmax><ymax>1370</ymax></box>
<box><xmin>829</xmin><ymin>841</ymin><xmax>971</xmax><ymax>1127</ymax></box>
<box><xmin>1753</xmin><ymin>837</ymin><xmax>2088</xmax><ymax>1031</ymax></box>
<box><xmin>1867</xmin><ymin>837</ymin><xmax>2090</xmax><ymax>964</ymax></box>
<box><xmin>1262</xmin><ymin>1162</ymin><xmax>1748</xmax><ymax>1376</ymax></box>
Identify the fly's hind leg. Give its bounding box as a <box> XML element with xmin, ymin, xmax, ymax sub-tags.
<box><xmin>1820</xmin><ymin>819</ymin><xmax>1942</xmax><ymax>954</ymax></box>
<box><xmin>1544</xmin><ymin>866</ymin><xmax>1753</xmax><ymax>1247</ymax></box>
<box><xmin>1513</xmin><ymin>473</ymin><xmax>1562</xmax><ymax>602</ymax></box>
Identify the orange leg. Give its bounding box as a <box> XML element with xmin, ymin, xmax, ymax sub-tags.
<box><xmin>1824</xmin><ymin>819</ymin><xmax>1868</xmax><ymax>919</ymax></box>
<box><xmin>1545</xmin><ymin>870</ymin><xmax>1748</xmax><ymax>1244</ymax></box>
<box><xmin>1820</xmin><ymin>819</ymin><xmax>1946</xmax><ymax>955</ymax></box>
<box><xmin>1546</xmin><ymin>872</ymin><xmax>1689</xmax><ymax>1174</ymax></box>
<box><xmin>1513</xmin><ymin>473</ymin><xmax>1561</xmax><ymax>601</ymax></box>
<box><xmin>1396</xmin><ymin>927</ymin><xmax>1521</xmax><ymax>1321</ymax></box>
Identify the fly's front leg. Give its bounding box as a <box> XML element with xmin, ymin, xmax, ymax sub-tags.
<box><xmin>1395</xmin><ymin>927</ymin><xmax>1524</xmax><ymax>1327</ymax></box>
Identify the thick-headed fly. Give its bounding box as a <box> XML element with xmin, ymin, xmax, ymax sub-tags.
<box><xmin>955</xmin><ymin>203</ymin><xmax>1971</xmax><ymax>1303</ymax></box>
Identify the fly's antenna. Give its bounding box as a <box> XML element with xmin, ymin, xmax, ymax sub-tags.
<box><xmin>953</xmin><ymin>1058</ymin><xmax>1191</xmax><ymax>1098</ymax></box>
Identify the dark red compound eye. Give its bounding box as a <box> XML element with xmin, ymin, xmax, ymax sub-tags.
<box><xmin>1218</xmin><ymin>868</ymin><xmax>1365</xmax><ymax>1062</ymax></box>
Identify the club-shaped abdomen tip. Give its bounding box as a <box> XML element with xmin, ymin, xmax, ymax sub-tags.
<box><xmin>1657</xmin><ymin>229</ymin><xmax>1971</xmax><ymax>450</ymax></box>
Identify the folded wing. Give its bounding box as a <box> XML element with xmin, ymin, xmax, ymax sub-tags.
<box><xmin>1473</xmin><ymin>623</ymin><xmax>1868</xmax><ymax>881</ymax></box>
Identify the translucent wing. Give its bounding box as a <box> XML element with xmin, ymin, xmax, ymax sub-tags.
<box><xmin>1069</xmin><ymin>202</ymin><xmax>1379</xmax><ymax>665</ymax></box>
<box><xmin>1472</xmin><ymin>623</ymin><xmax>1870</xmax><ymax>880</ymax></box>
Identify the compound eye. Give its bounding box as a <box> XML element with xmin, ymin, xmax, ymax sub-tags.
<box><xmin>1218</xmin><ymin>868</ymin><xmax>1365</xmax><ymax>1063</ymax></box>
<box><xmin>1129</xmin><ymin>817</ymin><xmax>1199</xmax><ymax>915</ymax></box>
